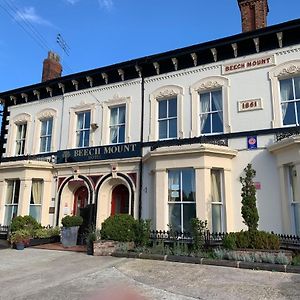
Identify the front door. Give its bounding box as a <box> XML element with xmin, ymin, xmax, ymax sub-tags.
<box><xmin>73</xmin><ymin>186</ymin><xmax>88</xmax><ymax>216</ymax></box>
<box><xmin>111</xmin><ymin>184</ymin><xmax>129</xmax><ymax>215</ymax></box>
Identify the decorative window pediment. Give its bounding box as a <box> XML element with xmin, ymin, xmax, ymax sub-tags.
<box><xmin>152</xmin><ymin>85</ymin><xmax>184</xmax><ymax>100</ymax></box>
<box><xmin>13</xmin><ymin>113</ymin><xmax>31</xmax><ymax>125</ymax></box>
<box><xmin>37</xmin><ymin>108</ymin><xmax>57</xmax><ymax>120</ymax></box>
<box><xmin>191</xmin><ymin>76</ymin><xmax>229</xmax><ymax>92</ymax></box>
<box><xmin>270</xmin><ymin>60</ymin><xmax>300</xmax><ymax>79</ymax></box>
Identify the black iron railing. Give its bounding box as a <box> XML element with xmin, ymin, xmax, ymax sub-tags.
<box><xmin>0</xmin><ymin>225</ymin><xmax>9</xmax><ymax>240</ymax></box>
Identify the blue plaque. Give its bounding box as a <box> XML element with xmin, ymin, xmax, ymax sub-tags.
<box><xmin>247</xmin><ymin>136</ymin><xmax>257</xmax><ymax>149</ymax></box>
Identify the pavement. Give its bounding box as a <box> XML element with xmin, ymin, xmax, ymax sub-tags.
<box><xmin>0</xmin><ymin>248</ymin><xmax>300</xmax><ymax>300</ymax></box>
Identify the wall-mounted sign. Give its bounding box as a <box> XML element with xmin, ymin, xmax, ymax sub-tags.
<box><xmin>238</xmin><ymin>98</ymin><xmax>263</xmax><ymax>112</ymax></box>
<box><xmin>222</xmin><ymin>55</ymin><xmax>275</xmax><ymax>75</ymax></box>
<box><xmin>57</xmin><ymin>142</ymin><xmax>142</xmax><ymax>164</ymax></box>
<box><xmin>247</xmin><ymin>136</ymin><xmax>257</xmax><ymax>150</ymax></box>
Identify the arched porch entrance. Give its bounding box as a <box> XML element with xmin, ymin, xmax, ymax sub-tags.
<box><xmin>111</xmin><ymin>184</ymin><xmax>129</xmax><ymax>215</ymax></box>
<box><xmin>73</xmin><ymin>186</ymin><xmax>88</xmax><ymax>216</ymax></box>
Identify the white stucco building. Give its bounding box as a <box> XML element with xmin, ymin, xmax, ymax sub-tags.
<box><xmin>0</xmin><ymin>0</ymin><xmax>300</xmax><ymax>236</ymax></box>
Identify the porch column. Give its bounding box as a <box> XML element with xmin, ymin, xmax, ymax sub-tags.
<box><xmin>195</xmin><ymin>167</ymin><xmax>211</xmax><ymax>226</ymax></box>
<box><xmin>40</xmin><ymin>179</ymin><xmax>52</xmax><ymax>226</ymax></box>
<box><xmin>224</xmin><ymin>169</ymin><xmax>234</xmax><ymax>232</ymax></box>
<box><xmin>18</xmin><ymin>179</ymin><xmax>32</xmax><ymax>216</ymax></box>
<box><xmin>278</xmin><ymin>166</ymin><xmax>292</xmax><ymax>234</ymax></box>
<box><xmin>153</xmin><ymin>169</ymin><xmax>168</xmax><ymax>230</ymax></box>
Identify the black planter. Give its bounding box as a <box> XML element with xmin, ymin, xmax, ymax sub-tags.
<box><xmin>86</xmin><ymin>242</ymin><xmax>94</xmax><ymax>255</ymax></box>
<box><xmin>29</xmin><ymin>236</ymin><xmax>60</xmax><ymax>247</ymax></box>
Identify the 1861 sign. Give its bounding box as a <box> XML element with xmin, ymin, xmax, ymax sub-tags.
<box><xmin>57</xmin><ymin>142</ymin><xmax>141</xmax><ymax>164</ymax></box>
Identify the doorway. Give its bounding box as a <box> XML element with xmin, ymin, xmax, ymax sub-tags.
<box><xmin>111</xmin><ymin>184</ymin><xmax>129</xmax><ymax>215</ymax></box>
<box><xmin>73</xmin><ymin>186</ymin><xmax>88</xmax><ymax>216</ymax></box>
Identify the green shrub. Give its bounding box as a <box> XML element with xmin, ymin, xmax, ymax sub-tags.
<box><xmin>190</xmin><ymin>218</ymin><xmax>207</xmax><ymax>253</ymax></box>
<box><xmin>223</xmin><ymin>233</ymin><xmax>237</xmax><ymax>250</ymax></box>
<box><xmin>223</xmin><ymin>231</ymin><xmax>280</xmax><ymax>250</ymax></box>
<box><xmin>61</xmin><ymin>215</ymin><xmax>83</xmax><ymax>227</ymax></box>
<box><xmin>100</xmin><ymin>214</ymin><xmax>137</xmax><ymax>242</ymax></box>
<box><xmin>32</xmin><ymin>227</ymin><xmax>60</xmax><ymax>239</ymax></box>
<box><xmin>10</xmin><ymin>215</ymin><xmax>41</xmax><ymax>232</ymax></box>
<box><xmin>292</xmin><ymin>254</ymin><xmax>300</xmax><ymax>266</ymax></box>
<box><xmin>133</xmin><ymin>219</ymin><xmax>151</xmax><ymax>247</ymax></box>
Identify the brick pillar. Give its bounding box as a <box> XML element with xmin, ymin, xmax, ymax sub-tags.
<box><xmin>238</xmin><ymin>0</ymin><xmax>269</xmax><ymax>32</ymax></box>
<box><xmin>41</xmin><ymin>51</ymin><xmax>62</xmax><ymax>82</ymax></box>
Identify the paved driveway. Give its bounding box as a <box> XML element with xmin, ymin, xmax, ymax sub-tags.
<box><xmin>0</xmin><ymin>248</ymin><xmax>300</xmax><ymax>300</ymax></box>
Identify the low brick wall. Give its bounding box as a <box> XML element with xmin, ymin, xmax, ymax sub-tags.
<box><xmin>93</xmin><ymin>240</ymin><xmax>134</xmax><ymax>256</ymax></box>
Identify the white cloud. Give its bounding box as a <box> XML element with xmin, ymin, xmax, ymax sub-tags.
<box><xmin>14</xmin><ymin>6</ymin><xmax>53</xmax><ymax>27</ymax></box>
<box><xmin>98</xmin><ymin>0</ymin><xmax>114</xmax><ymax>11</ymax></box>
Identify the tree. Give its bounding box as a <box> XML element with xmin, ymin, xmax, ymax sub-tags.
<box><xmin>240</xmin><ymin>164</ymin><xmax>259</xmax><ymax>232</ymax></box>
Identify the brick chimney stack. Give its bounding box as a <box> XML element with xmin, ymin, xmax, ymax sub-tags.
<box><xmin>42</xmin><ymin>51</ymin><xmax>62</xmax><ymax>82</ymax></box>
<box><xmin>238</xmin><ymin>0</ymin><xmax>269</xmax><ymax>32</ymax></box>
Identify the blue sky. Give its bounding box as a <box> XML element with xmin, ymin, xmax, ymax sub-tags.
<box><xmin>0</xmin><ymin>0</ymin><xmax>299</xmax><ymax>93</ymax></box>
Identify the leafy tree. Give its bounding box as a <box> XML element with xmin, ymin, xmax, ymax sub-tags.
<box><xmin>240</xmin><ymin>164</ymin><xmax>259</xmax><ymax>232</ymax></box>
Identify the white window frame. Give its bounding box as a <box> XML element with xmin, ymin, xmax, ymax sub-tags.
<box><xmin>149</xmin><ymin>85</ymin><xmax>184</xmax><ymax>141</ymax></box>
<box><xmin>68</xmin><ymin>103</ymin><xmax>96</xmax><ymax>148</ymax></box>
<box><xmin>211</xmin><ymin>169</ymin><xmax>225</xmax><ymax>233</ymax></box>
<box><xmin>29</xmin><ymin>179</ymin><xmax>43</xmax><ymax>222</ymax></box>
<box><xmin>158</xmin><ymin>97</ymin><xmax>177</xmax><ymax>140</ymax></box>
<box><xmin>4</xmin><ymin>179</ymin><xmax>20</xmax><ymax>225</ymax></box>
<box><xmin>15</xmin><ymin>123</ymin><xmax>27</xmax><ymax>156</ymax></box>
<box><xmin>190</xmin><ymin>76</ymin><xmax>230</xmax><ymax>137</ymax></box>
<box><xmin>101</xmin><ymin>95</ymin><xmax>131</xmax><ymax>145</ymax></box>
<box><xmin>269</xmin><ymin>60</ymin><xmax>300</xmax><ymax>128</ymax></box>
<box><xmin>167</xmin><ymin>168</ymin><xmax>196</xmax><ymax>233</ymax></box>
<box><xmin>109</xmin><ymin>105</ymin><xmax>126</xmax><ymax>144</ymax></box>
<box><xmin>76</xmin><ymin>111</ymin><xmax>91</xmax><ymax>148</ymax></box>
<box><xmin>40</xmin><ymin>118</ymin><xmax>53</xmax><ymax>153</ymax></box>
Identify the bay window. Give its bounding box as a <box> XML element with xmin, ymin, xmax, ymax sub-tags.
<box><xmin>168</xmin><ymin>168</ymin><xmax>196</xmax><ymax>232</ymax></box>
<box><xmin>211</xmin><ymin>169</ymin><xmax>224</xmax><ymax>233</ymax></box>
<box><xmin>29</xmin><ymin>179</ymin><xmax>43</xmax><ymax>222</ymax></box>
<box><xmin>4</xmin><ymin>180</ymin><xmax>20</xmax><ymax>225</ymax></box>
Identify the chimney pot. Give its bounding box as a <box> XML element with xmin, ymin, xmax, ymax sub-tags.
<box><xmin>238</xmin><ymin>0</ymin><xmax>269</xmax><ymax>32</ymax></box>
<box><xmin>42</xmin><ymin>51</ymin><xmax>62</xmax><ymax>82</ymax></box>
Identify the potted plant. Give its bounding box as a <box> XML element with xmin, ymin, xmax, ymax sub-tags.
<box><xmin>10</xmin><ymin>229</ymin><xmax>31</xmax><ymax>250</ymax></box>
<box><xmin>61</xmin><ymin>215</ymin><xmax>83</xmax><ymax>247</ymax></box>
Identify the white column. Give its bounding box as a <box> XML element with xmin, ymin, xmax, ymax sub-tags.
<box><xmin>40</xmin><ymin>180</ymin><xmax>52</xmax><ymax>226</ymax></box>
<box><xmin>153</xmin><ymin>169</ymin><xmax>168</xmax><ymax>230</ymax></box>
<box><xmin>195</xmin><ymin>167</ymin><xmax>211</xmax><ymax>226</ymax></box>
<box><xmin>18</xmin><ymin>179</ymin><xmax>32</xmax><ymax>216</ymax></box>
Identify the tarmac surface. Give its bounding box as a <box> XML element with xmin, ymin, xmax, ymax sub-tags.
<box><xmin>0</xmin><ymin>248</ymin><xmax>300</xmax><ymax>300</ymax></box>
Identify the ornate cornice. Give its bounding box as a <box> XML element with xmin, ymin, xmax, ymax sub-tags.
<box><xmin>13</xmin><ymin>113</ymin><xmax>31</xmax><ymax>124</ymax></box>
<box><xmin>37</xmin><ymin>108</ymin><xmax>57</xmax><ymax>120</ymax></box>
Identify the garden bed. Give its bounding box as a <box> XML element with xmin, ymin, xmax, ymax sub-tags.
<box><xmin>28</xmin><ymin>236</ymin><xmax>60</xmax><ymax>247</ymax></box>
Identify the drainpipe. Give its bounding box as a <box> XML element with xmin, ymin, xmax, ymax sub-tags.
<box><xmin>138</xmin><ymin>73</ymin><xmax>145</xmax><ymax>220</ymax></box>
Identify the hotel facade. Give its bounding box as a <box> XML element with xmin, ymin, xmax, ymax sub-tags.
<box><xmin>1</xmin><ymin>0</ymin><xmax>300</xmax><ymax>236</ymax></box>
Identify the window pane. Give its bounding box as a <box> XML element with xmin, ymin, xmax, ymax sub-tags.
<box><xmin>159</xmin><ymin>100</ymin><xmax>167</xmax><ymax>119</ymax></box>
<box><xmin>110</xmin><ymin>108</ymin><xmax>118</xmax><ymax>125</ymax></box>
<box><xmin>282</xmin><ymin>102</ymin><xmax>296</xmax><ymax>125</ymax></box>
<box><xmin>14</xmin><ymin>180</ymin><xmax>20</xmax><ymax>204</ymax></box>
<box><xmin>110</xmin><ymin>127</ymin><xmax>118</xmax><ymax>144</ymax></box>
<box><xmin>212</xmin><ymin>204</ymin><xmax>222</xmax><ymax>233</ymax></box>
<box><xmin>211</xmin><ymin>90</ymin><xmax>222</xmax><ymax>111</ymax></box>
<box><xmin>168</xmin><ymin>203</ymin><xmax>181</xmax><ymax>232</ymax></box>
<box><xmin>16</xmin><ymin>125</ymin><xmax>22</xmax><ymax>140</ymax></box>
<box><xmin>40</xmin><ymin>137</ymin><xmax>47</xmax><ymax>152</ymax></box>
<box><xmin>83</xmin><ymin>130</ymin><xmax>90</xmax><ymax>146</ymax></box>
<box><xmin>168</xmin><ymin>170</ymin><xmax>180</xmax><ymax>202</ymax></box>
<box><xmin>212</xmin><ymin>113</ymin><xmax>223</xmax><ymax>133</ymax></box>
<box><xmin>168</xmin><ymin>98</ymin><xmax>177</xmax><ymax>118</ymax></box>
<box><xmin>200</xmin><ymin>93</ymin><xmax>210</xmax><ymax>113</ymax></box>
<box><xmin>182</xmin><ymin>169</ymin><xmax>195</xmax><ymax>201</ymax></box>
<box><xmin>31</xmin><ymin>180</ymin><xmax>43</xmax><ymax>205</ymax></box>
<box><xmin>200</xmin><ymin>114</ymin><xmax>211</xmax><ymax>134</ymax></box>
<box><xmin>23</xmin><ymin>124</ymin><xmax>27</xmax><ymax>139</ymax></box>
<box><xmin>118</xmin><ymin>106</ymin><xmax>126</xmax><ymax>124</ymax></box>
<box><xmin>84</xmin><ymin>111</ymin><xmax>91</xmax><ymax>129</ymax></box>
<box><xmin>76</xmin><ymin>131</ymin><xmax>83</xmax><ymax>147</ymax></box>
<box><xmin>77</xmin><ymin>113</ymin><xmax>84</xmax><ymax>129</ymax></box>
<box><xmin>293</xmin><ymin>203</ymin><xmax>300</xmax><ymax>236</ymax></box>
<box><xmin>46</xmin><ymin>136</ymin><xmax>52</xmax><ymax>152</ymax></box>
<box><xmin>280</xmin><ymin>79</ymin><xmax>294</xmax><ymax>101</ymax></box>
<box><xmin>295</xmin><ymin>77</ymin><xmax>300</xmax><ymax>99</ymax></box>
<box><xmin>183</xmin><ymin>203</ymin><xmax>196</xmax><ymax>232</ymax></box>
<box><xmin>47</xmin><ymin>119</ymin><xmax>53</xmax><ymax>135</ymax></box>
<box><xmin>4</xmin><ymin>206</ymin><xmax>13</xmax><ymax>225</ymax></box>
<box><xmin>41</xmin><ymin>121</ymin><xmax>47</xmax><ymax>136</ymax></box>
<box><xmin>29</xmin><ymin>205</ymin><xmax>41</xmax><ymax>222</ymax></box>
<box><xmin>6</xmin><ymin>181</ymin><xmax>14</xmax><ymax>204</ymax></box>
<box><xmin>289</xmin><ymin>166</ymin><xmax>300</xmax><ymax>202</ymax></box>
<box><xmin>211</xmin><ymin>170</ymin><xmax>222</xmax><ymax>203</ymax></box>
<box><xmin>159</xmin><ymin>120</ymin><xmax>167</xmax><ymax>139</ymax></box>
<box><xmin>168</xmin><ymin>118</ymin><xmax>177</xmax><ymax>138</ymax></box>
<box><xmin>119</xmin><ymin>125</ymin><xmax>125</xmax><ymax>143</ymax></box>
